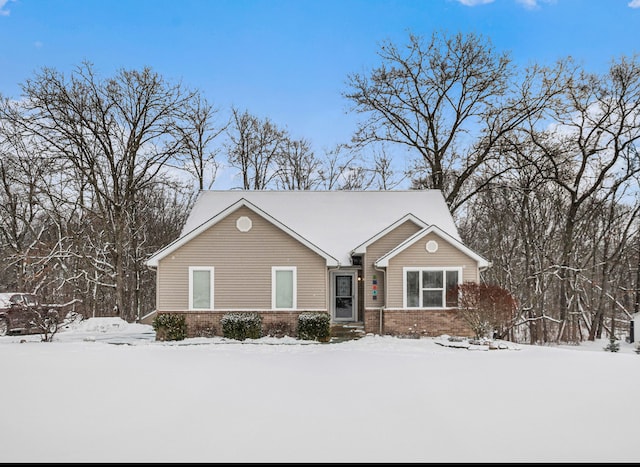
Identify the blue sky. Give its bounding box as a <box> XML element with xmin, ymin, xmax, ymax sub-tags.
<box><xmin>1</xmin><ymin>0</ymin><xmax>639</xmax><ymax>176</ymax></box>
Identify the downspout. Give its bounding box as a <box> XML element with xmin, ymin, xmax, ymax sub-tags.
<box><xmin>374</xmin><ymin>264</ymin><xmax>386</xmax><ymax>336</ymax></box>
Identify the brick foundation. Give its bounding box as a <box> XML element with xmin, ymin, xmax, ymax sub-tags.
<box><xmin>156</xmin><ymin>311</ymin><xmax>314</xmax><ymax>339</ymax></box>
<box><xmin>157</xmin><ymin>308</ymin><xmax>474</xmax><ymax>340</ymax></box>
<box><xmin>364</xmin><ymin>308</ymin><xmax>474</xmax><ymax>338</ymax></box>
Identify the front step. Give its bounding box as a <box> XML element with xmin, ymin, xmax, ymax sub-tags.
<box><xmin>330</xmin><ymin>322</ymin><xmax>366</xmax><ymax>342</ymax></box>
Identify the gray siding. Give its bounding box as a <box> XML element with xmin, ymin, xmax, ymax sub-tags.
<box><xmin>385</xmin><ymin>232</ymin><xmax>479</xmax><ymax>308</ymax></box>
<box><xmin>156</xmin><ymin>206</ymin><xmax>327</xmax><ymax>311</ymax></box>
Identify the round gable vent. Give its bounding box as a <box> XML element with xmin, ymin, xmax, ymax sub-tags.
<box><xmin>426</xmin><ymin>240</ymin><xmax>439</xmax><ymax>253</ymax></box>
<box><xmin>236</xmin><ymin>216</ymin><xmax>252</xmax><ymax>232</ymax></box>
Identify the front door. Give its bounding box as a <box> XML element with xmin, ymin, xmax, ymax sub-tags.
<box><xmin>332</xmin><ymin>271</ymin><xmax>356</xmax><ymax>322</ymax></box>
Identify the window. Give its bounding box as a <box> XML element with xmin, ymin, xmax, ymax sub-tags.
<box><xmin>272</xmin><ymin>266</ymin><xmax>297</xmax><ymax>309</ymax></box>
<box><xmin>189</xmin><ymin>267</ymin><xmax>214</xmax><ymax>310</ymax></box>
<box><xmin>404</xmin><ymin>268</ymin><xmax>461</xmax><ymax>308</ymax></box>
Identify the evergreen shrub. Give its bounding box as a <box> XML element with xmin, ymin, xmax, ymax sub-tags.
<box><xmin>221</xmin><ymin>312</ymin><xmax>262</xmax><ymax>340</ymax></box>
<box><xmin>604</xmin><ymin>336</ymin><xmax>620</xmax><ymax>352</ymax></box>
<box><xmin>153</xmin><ymin>313</ymin><xmax>187</xmax><ymax>341</ymax></box>
<box><xmin>297</xmin><ymin>312</ymin><xmax>331</xmax><ymax>342</ymax></box>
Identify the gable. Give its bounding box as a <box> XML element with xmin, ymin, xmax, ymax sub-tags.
<box><xmin>351</xmin><ymin>214</ymin><xmax>428</xmax><ymax>255</ymax></box>
<box><xmin>155</xmin><ymin>205</ymin><xmax>328</xmax><ymax>311</ymax></box>
<box><xmin>174</xmin><ymin>190</ymin><xmax>462</xmax><ymax>266</ymax></box>
<box><xmin>361</xmin><ymin>218</ymin><xmax>425</xmax><ymax>309</ymax></box>
<box><xmin>146</xmin><ymin>198</ymin><xmax>339</xmax><ymax>267</ymax></box>
<box><xmin>374</xmin><ymin>225</ymin><xmax>491</xmax><ymax>270</ymax></box>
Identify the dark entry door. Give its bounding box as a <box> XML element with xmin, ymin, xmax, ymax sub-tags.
<box><xmin>334</xmin><ymin>274</ymin><xmax>355</xmax><ymax>321</ymax></box>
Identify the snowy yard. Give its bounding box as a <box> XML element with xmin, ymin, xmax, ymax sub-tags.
<box><xmin>0</xmin><ymin>318</ymin><xmax>638</xmax><ymax>463</ymax></box>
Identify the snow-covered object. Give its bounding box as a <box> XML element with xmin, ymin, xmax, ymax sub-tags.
<box><xmin>149</xmin><ymin>190</ymin><xmax>463</xmax><ymax>267</ymax></box>
<box><xmin>69</xmin><ymin>317</ymin><xmax>130</xmax><ymax>333</ymax></box>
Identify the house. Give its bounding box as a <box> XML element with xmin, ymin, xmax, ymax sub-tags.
<box><xmin>145</xmin><ymin>190</ymin><xmax>491</xmax><ymax>338</ymax></box>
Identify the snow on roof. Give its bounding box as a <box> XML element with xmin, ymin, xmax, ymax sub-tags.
<box><xmin>374</xmin><ymin>224</ymin><xmax>491</xmax><ymax>269</ymax></box>
<box><xmin>0</xmin><ymin>293</ymin><xmax>11</xmax><ymax>307</ymax></box>
<box><xmin>175</xmin><ymin>190</ymin><xmax>461</xmax><ymax>266</ymax></box>
<box><xmin>156</xmin><ymin>197</ymin><xmax>340</xmax><ymax>267</ymax></box>
<box><xmin>0</xmin><ymin>292</ymin><xmax>34</xmax><ymax>307</ymax></box>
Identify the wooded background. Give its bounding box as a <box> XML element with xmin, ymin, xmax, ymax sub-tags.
<box><xmin>1</xmin><ymin>31</ymin><xmax>638</xmax><ymax>344</ymax></box>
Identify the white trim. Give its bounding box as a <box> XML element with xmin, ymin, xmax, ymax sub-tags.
<box><xmin>351</xmin><ymin>213</ymin><xmax>428</xmax><ymax>255</ymax></box>
<box><xmin>375</xmin><ymin>225</ymin><xmax>491</xmax><ymax>269</ymax></box>
<box><xmin>330</xmin><ymin>270</ymin><xmax>358</xmax><ymax>322</ymax></box>
<box><xmin>188</xmin><ymin>266</ymin><xmax>214</xmax><ymax>311</ymax></box>
<box><xmin>272</xmin><ymin>266</ymin><xmax>297</xmax><ymax>310</ymax></box>
<box><xmin>236</xmin><ymin>215</ymin><xmax>252</xmax><ymax>232</ymax></box>
<box><xmin>402</xmin><ymin>267</ymin><xmax>462</xmax><ymax>309</ymax></box>
<box><xmin>426</xmin><ymin>240</ymin><xmax>439</xmax><ymax>253</ymax></box>
<box><xmin>146</xmin><ymin>198</ymin><xmax>340</xmax><ymax>267</ymax></box>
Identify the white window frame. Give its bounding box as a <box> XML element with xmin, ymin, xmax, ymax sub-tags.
<box><xmin>272</xmin><ymin>266</ymin><xmax>297</xmax><ymax>310</ymax></box>
<box><xmin>402</xmin><ymin>267</ymin><xmax>462</xmax><ymax>309</ymax></box>
<box><xmin>189</xmin><ymin>266</ymin><xmax>215</xmax><ymax>311</ymax></box>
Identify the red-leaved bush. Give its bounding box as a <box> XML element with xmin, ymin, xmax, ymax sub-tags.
<box><xmin>455</xmin><ymin>283</ymin><xmax>518</xmax><ymax>339</ymax></box>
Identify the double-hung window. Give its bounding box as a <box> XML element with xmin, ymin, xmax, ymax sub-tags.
<box><xmin>404</xmin><ymin>267</ymin><xmax>461</xmax><ymax>308</ymax></box>
<box><xmin>189</xmin><ymin>266</ymin><xmax>214</xmax><ymax>310</ymax></box>
<box><xmin>272</xmin><ymin>266</ymin><xmax>297</xmax><ymax>310</ymax></box>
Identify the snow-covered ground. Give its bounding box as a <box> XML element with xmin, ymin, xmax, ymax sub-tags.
<box><xmin>0</xmin><ymin>317</ymin><xmax>638</xmax><ymax>463</ymax></box>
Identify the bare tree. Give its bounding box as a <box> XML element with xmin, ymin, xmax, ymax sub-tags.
<box><xmin>226</xmin><ymin>108</ymin><xmax>287</xmax><ymax>189</ymax></box>
<box><xmin>344</xmin><ymin>31</ymin><xmax>568</xmax><ymax>212</ymax></box>
<box><xmin>0</xmin><ymin>107</ymin><xmax>57</xmax><ymax>292</ymax></box>
<box><xmin>317</xmin><ymin>144</ymin><xmax>373</xmax><ymax>190</ymax></box>
<box><xmin>460</xmin><ymin>56</ymin><xmax>640</xmax><ymax>344</ymax></box>
<box><xmin>369</xmin><ymin>145</ymin><xmax>406</xmax><ymax>190</ymax></box>
<box><xmin>11</xmin><ymin>62</ymin><xmax>196</xmax><ymax>321</ymax></box>
<box><xmin>274</xmin><ymin>137</ymin><xmax>322</xmax><ymax>190</ymax></box>
<box><xmin>174</xmin><ymin>94</ymin><xmax>227</xmax><ymax>190</ymax></box>
<box><xmin>522</xmin><ymin>56</ymin><xmax>640</xmax><ymax>341</ymax></box>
